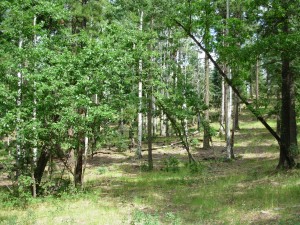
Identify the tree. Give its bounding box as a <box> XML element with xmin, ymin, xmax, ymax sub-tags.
<box><xmin>176</xmin><ymin>0</ymin><xmax>299</xmax><ymax>168</ymax></box>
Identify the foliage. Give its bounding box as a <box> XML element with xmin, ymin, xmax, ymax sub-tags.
<box><xmin>140</xmin><ymin>163</ymin><xmax>150</xmax><ymax>172</ymax></box>
<box><xmin>162</xmin><ymin>156</ymin><xmax>180</xmax><ymax>173</ymax></box>
<box><xmin>190</xmin><ymin>138</ymin><xmax>199</xmax><ymax>147</ymax></box>
<box><xmin>185</xmin><ymin>162</ymin><xmax>204</xmax><ymax>174</ymax></box>
<box><xmin>0</xmin><ymin>0</ymin><xmax>299</xmax><ymax>202</ymax></box>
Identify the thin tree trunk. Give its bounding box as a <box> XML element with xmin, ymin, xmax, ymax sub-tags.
<box><xmin>233</xmin><ymin>93</ymin><xmax>240</xmax><ymax>130</ymax></box>
<box><xmin>31</xmin><ymin>15</ymin><xmax>38</xmax><ymax>198</ymax></box>
<box><xmin>197</xmin><ymin>52</ymin><xmax>202</xmax><ymax>132</ymax></box>
<box><xmin>219</xmin><ymin>77</ymin><xmax>225</xmax><ymax>136</ymax></box>
<box><xmin>82</xmin><ymin>109</ymin><xmax>89</xmax><ymax>186</ymax></box>
<box><xmin>136</xmin><ymin>10</ymin><xmax>144</xmax><ymax>159</ymax></box>
<box><xmin>33</xmin><ymin>15</ymin><xmax>38</xmax><ymax>164</ymax></box>
<box><xmin>203</xmin><ymin>53</ymin><xmax>210</xmax><ymax>149</ymax></box>
<box><xmin>152</xmin><ymin>96</ymin><xmax>156</xmax><ymax>136</ymax></box>
<box><xmin>182</xmin><ymin>50</ymin><xmax>193</xmax><ymax>163</ymax></box>
<box><xmin>147</xmin><ymin>86</ymin><xmax>153</xmax><ymax>170</ymax></box>
<box><xmin>255</xmin><ymin>59</ymin><xmax>260</xmax><ymax>109</ymax></box>
<box><xmin>249</xmin><ymin>77</ymin><xmax>253</xmax><ymax>99</ymax></box>
<box><xmin>16</xmin><ymin>38</ymin><xmax>23</xmax><ymax>178</ymax></box>
<box><xmin>119</xmin><ymin>108</ymin><xmax>124</xmax><ymax>135</ymax></box>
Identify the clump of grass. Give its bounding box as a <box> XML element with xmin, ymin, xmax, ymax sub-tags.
<box><xmin>131</xmin><ymin>210</ymin><xmax>160</xmax><ymax>225</ymax></box>
<box><xmin>165</xmin><ymin>212</ymin><xmax>182</xmax><ymax>225</ymax></box>
<box><xmin>97</xmin><ymin>166</ymin><xmax>108</xmax><ymax>174</ymax></box>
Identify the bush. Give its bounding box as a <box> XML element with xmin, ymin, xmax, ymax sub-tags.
<box><xmin>190</xmin><ymin>138</ymin><xmax>199</xmax><ymax>147</ymax></box>
<box><xmin>163</xmin><ymin>156</ymin><xmax>180</xmax><ymax>173</ymax></box>
<box><xmin>185</xmin><ymin>162</ymin><xmax>204</xmax><ymax>174</ymax></box>
<box><xmin>116</xmin><ymin>141</ymin><xmax>128</xmax><ymax>152</ymax></box>
<box><xmin>40</xmin><ymin>178</ymin><xmax>75</xmax><ymax>197</ymax></box>
<box><xmin>140</xmin><ymin>163</ymin><xmax>150</xmax><ymax>172</ymax></box>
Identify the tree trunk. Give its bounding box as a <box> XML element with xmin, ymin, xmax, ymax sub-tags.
<box><xmin>277</xmin><ymin>20</ymin><xmax>297</xmax><ymax>168</ymax></box>
<box><xmin>82</xmin><ymin>110</ymin><xmax>89</xmax><ymax>186</ymax></box>
<box><xmin>33</xmin><ymin>15</ymin><xmax>38</xmax><ymax>164</ymax></box>
<box><xmin>31</xmin><ymin>15</ymin><xmax>38</xmax><ymax>198</ymax></box>
<box><xmin>74</xmin><ymin>131</ymin><xmax>84</xmax><ymax>187</ymax></box>
<box><xmin>225</xmin><ymin>0</ymin><xmax>234</xmax><ymax>159</ymax></box>
<box><xmin>219</xmin><ymin>77</ymin><xmax>225</xmax><ymax>136</ymax></box>
<box><xmin>16</xmin><ymin>38</ymin><xmax>23</xmax><ymax>178</ymax></box>
<box><xmin>136</xmin><ymin>10</ymin><xmax>143</xmax><ymax>159</ymax></box>
<box><xmin>147</xmin><ymin>87</ymin><xmax>153</xmax><ymax>170</ymax></box>
<box><xmin>233</xmin><ymin>93</ymin><xmax>240</xmax><ymax>130</ymax></box>
<box><xmin>119</xmin><ymin>108</ymin><xmax>124</xmax><ymax>135</ymax></box>
<box><xmin>225</xmin><ymin>67</ymin><xmax>234</xmax><ymax>159</ymax></box>
<box><xmin>197</xmin><ymin>52</ymin><xmax>202</xmax><ymax>132</ymax></box>
<box><xmin>147</xmin><ymin>17</ymin><xmax>154</xmax><ymax>170</ymax></box>
<box><xmin>34</xmin><ymin>147</ymin><xmax>50</xmax><ymax>193</ymax></box>
<box><xmin>255</xmin><ymin>59</ymin><xmax>260</xmax><ymax>109</ymax></box>
<box><xmin>276</xmin><ymin>91</ymin><xmax>281</xmax><ymax>135</ymax></box>
<box><xmin>203</xmin><ymin>53</ymin><xmax>210</xmax><ymax>149</ymax></box>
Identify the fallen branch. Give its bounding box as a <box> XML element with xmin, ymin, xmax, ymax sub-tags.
<box><xmin>90</xmin><ymin>151</ymin><xmax>112</xmax><ymax>156</ymax></box>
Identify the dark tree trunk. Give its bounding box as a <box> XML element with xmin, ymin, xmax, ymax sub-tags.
<box><xmin>234</xmin><ymin>93</ymin><xmax>240</xmax><ymax>130</ymax></box>
<box><xmin>34</xmin><ymin>147</ymin><xmax>50</xmax><ymax>193</ymax></box>
<box><xmin>74</xmin><ymin>131</ymin><xmax>84</xmax><ymax>187</ymax></box>
<box><xmin>166</xmin><ymin>119</ymin><xmax>170</xmax><ymax>137</ymax></box>
<box><xmin>72</xmin><ymin>0</ymin><xmax>88</xmax><ymax>187</ymax></box>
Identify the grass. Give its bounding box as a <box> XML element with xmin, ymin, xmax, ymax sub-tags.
<box><xmin>0</xmin><ymin>112</ymin><xmax>300</xmax><ymax>224</ymax></box>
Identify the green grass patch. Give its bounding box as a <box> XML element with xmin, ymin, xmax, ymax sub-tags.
<box><xmin>1</xmin><ymin>112</ymin><xmax>300</xmax><ymax>224</ymax></box>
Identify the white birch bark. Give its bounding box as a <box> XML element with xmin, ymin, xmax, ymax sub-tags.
<box><xmin>33</xmin><ymin>15</ymin><xmax>37</xmax><ymax>163</ymax></box>
<box><xmin>225</xmin><ymin>68</ymin><xmax>233</xmax><ymax>159</ymax></box>
<box><xmin>30</xmin><ymin>15</ymin><xmax>39</xmax><ymax>198</ymax></box>
<box><xmin>219</xmin><ymin>78</ymin><xmax>225</xmax><ymax>135</ymax></box>
<box><xmin>16</xmin><ymin>39</ymin><xmax>23</xmax><ymax>171</ymax></box>
<box><xmin>225</xmin><ymin>0</ymin><xmax>234</xmax><ymax>159</ymax></box>
<box><xmin>136</xmin><ymin>10</ymin><xmax>143</xmax><ymax>159</ymax></box>
<box><xmin>182</xmin><ymin>52</ymin><xmax>189</xmax><ymax>152</ymax></box>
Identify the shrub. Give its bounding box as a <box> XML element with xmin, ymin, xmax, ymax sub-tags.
<box><xmin>140</xmin><ymin>163</ymin><xmax>150</xmax><ymax>172</ymax></box>
<box><xmin>163</xmin><ymin>156</ymin><xmax>180</xmax><ymax>173</ymax></box>
<box><xmin>190</xmin><ymin>138</ymin><xmax>199</xmax><ymax>147</ymax></box>
<box><xmin>185</xmin><ymin>162</ymin><xmax>204</xmax><ymax>174</ymax></box>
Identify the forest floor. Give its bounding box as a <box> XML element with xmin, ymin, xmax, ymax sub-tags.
<box><xmin>0</xmin><ymin>112</ymin><xmax>300</xmax><ymax>224</ymax></box>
